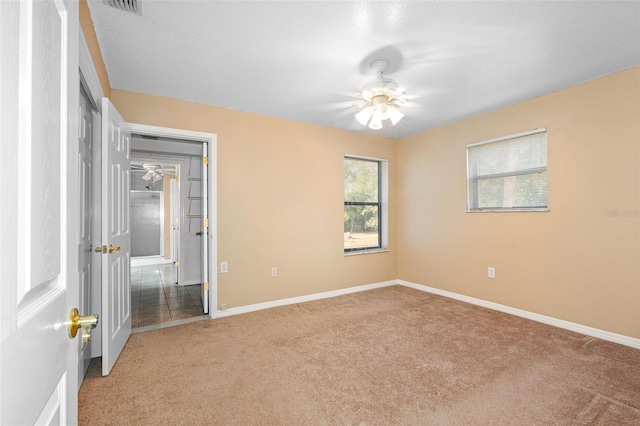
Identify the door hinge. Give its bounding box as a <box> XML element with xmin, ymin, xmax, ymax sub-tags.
<box><xmin>204</xmin><ymin>282</ymin><xmax>209</xmax><ymax>291</ymax></box>
<box><xmin>204</xmin><ymin>218</ymin><xmax>209</xmax><ymax>228</ymax></box>
<box><xmin>203</xmin><ymin>156</ymin><xmax>209</xmax><ymax>166</ymax></box>
<box><xmin>174</xmin><ymin>261</ymin><xmax>179</xmax><ymax>267</ymax></box>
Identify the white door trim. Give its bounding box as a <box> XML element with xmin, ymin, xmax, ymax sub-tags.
<box><xmin>128</xmin><ymin>123</ymin><xmax>218</xmax><ymax>319</ymax></box>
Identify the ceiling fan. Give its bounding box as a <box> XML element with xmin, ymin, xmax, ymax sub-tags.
<box><xmin>355</xmin><ymin>59</ymin><xmax>406</xmax><ymax>130</ymax></box>
<box><xmin>131</xmin><ymin>163</ymin><xmax>176</xmax><ymax>182</ymax></box>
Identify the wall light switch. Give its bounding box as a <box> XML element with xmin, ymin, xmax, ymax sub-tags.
<box><xmin>220</xmin><ymin>261</ymin><xmax>228</xmax><ymax>273</ymax></box>
<box><xmin>272</xmin><ymin>267</ymin><xmax>278</xmax><ymax>277</ymax></box>
<box><xmin>488</xmin><ymin>267</ymin><xmax>496</xmax><ymax>279</ymax></box>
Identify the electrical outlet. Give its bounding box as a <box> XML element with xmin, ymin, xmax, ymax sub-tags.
<box><xmin>220</xmin><ymin>261</ymin><xmax>228</xmax><ymax>273</ymax></box>
<box><xmin>272</xmin><ymin>267</ymin><xmax>278</xmax><ymax>277</ymax></box>
<box><xmin>220</xmin><ymin>303</ymin><xmax>227</xmax><ymax>311</ymax></box>
<box><xmin>488</xmin><ymin>267</ymin><xmax>496</xmax><ymax>279</ymax></box>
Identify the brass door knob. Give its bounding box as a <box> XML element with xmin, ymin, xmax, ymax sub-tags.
<box><xmin>68</xmin><ymin>308</ymin><xmax>99</xmax><ymax>343</ymax></box>
<box><xmin>95</xmin><ymin>245</ymin><xmax>121</xmax><ymax>253</ymax></box>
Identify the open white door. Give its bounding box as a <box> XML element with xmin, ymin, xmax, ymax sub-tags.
<box><xmin>202</xmin><ymin>144</ymin><xmax>209</xmax><ymax>314</ymax></box>
<box><xmin>171</xmin><ymin>178</ymin><xmax>179</xmax><ymax>266</ymax></box>
<box><xmin>179</xmin><ymin>156</ymin><xmax>203</xmax><ymax>286</ymax></box>
<box><xmin>100</xmin><ymin>98</ymin><xmax>132</xmax><ymax>376</ymax></box>
<box><xmin>0</xmin><ymin>0</ymin><xmax>82</xmax><ymax>424</ymax></box>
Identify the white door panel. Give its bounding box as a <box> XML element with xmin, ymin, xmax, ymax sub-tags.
<box><xmin>170</xmin><ymin>178</ymin><xmax>179</xmax><ymax>263</ymax></box>
<box><xmin>101</xmin><ymin>98</ymin><xmax>131</xmax><ymax>376</ymax></box>
<box><xmin>0</xmin><ymin>0</ymin><xmax>80</xmax><ymax>423</ymax></box>
<box><xmin>180</xmin><ymin>157</ymin><xmax>203</xmax><ymax>286</ymax></box>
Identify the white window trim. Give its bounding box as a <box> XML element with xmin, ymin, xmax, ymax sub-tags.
<box><xmin>344</xmin><ymin>154</ymin><xmax>389</xmax><ymax>255</ymax></box>
<box><xmin>466</xmin><ymin>128</ymin><xmax>546</xmax><ymax>148</ymax></box>
<box><xmin>465</xmin><ymin>208</ymin><xmax>550</xmax><ymax>213</ymax></box>
<box><xmin>344</xmin><ymin>249</ymin><xmax>390</xmax><ymax>257</ymax></box>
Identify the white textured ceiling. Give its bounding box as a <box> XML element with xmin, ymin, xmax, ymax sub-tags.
<box><xmin>87</xmin><ymin>1</ymin><xmax>640</xmax><ymax>139</ymax></box>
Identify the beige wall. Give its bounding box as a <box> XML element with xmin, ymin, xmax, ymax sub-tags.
<box><xmin>112</xmin><ymin>90</ymin><xmax>398</xmax><ymax>309</ymax></box>
<box><xmin>79</xmin><ymin>0</ymin><xmax>110</xmax><ymax>97</ymax></box>
<box><xmin>398</xmin><ymin>67</ymin><xmax>640</xmax><ymax>338</ymax></box>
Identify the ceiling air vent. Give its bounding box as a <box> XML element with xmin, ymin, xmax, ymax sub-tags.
<box><xmin>103</xmin><ymin>0</ymin><xmax>142</xmax><ymax>16</ymax></box>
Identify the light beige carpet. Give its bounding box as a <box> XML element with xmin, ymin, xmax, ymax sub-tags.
<box><xmin>79</xmin><ymin>286</ymin><xmax>640</xmax><ymax>425</ymax></box>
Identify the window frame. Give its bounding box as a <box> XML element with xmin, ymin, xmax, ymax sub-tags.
<box><xmin>466</xmin><ymin>128</ymin><xmax>549</xmax><ymax>213</ymax></box>
<box><xmin>344</xmin><ymin>155</ymin><xmax>388</xmax><ymax>254</ymax></box>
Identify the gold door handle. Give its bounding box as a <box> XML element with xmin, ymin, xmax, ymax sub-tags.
<box><xmin>95</xmin><ymin>245</ymin><xmax>121</xmax><ymax>253</ymax></box>
<box><xmin>67</xmin><ymin>308</ymin><xmax>99</xmax><ymax>343</ymax></box>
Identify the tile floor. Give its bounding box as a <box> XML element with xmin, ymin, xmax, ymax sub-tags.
<box><xmin>131</xmin><ymin>263</ymin><xmax>204</xmax><ymax>328</ymax></box>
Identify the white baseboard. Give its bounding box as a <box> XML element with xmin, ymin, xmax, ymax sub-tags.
<box><xmin>398</xmin><ymin>279</ymin><xmax>640</xmax><ymax>350</ymax></box>
<box><xmin>216</xmin><ymin>280</ymin><xmax>397</xmax><ymax>318</ymax></box>
<box><xmin>214</xmin><ymin>278</ymin><xmax>640</xmax><ymax>350</ymax></box>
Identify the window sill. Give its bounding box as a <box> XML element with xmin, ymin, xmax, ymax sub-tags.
<box><xmin>465</xmin><ymin>208</ymin><xmax>550</xmax><ymax>213</ymax></box>
<box><xmin>344</xmin><ymin>249</ymin><xmax>390</xmax><ymax>257</ymax></box>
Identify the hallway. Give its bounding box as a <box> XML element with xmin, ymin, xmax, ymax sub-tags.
<box><xmin>131</xmin><ymin>263</ymin><xmax>204</xmax><ymax>328</ymax></box>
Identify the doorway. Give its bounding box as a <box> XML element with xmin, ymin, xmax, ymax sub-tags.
<box><xmin>129</xmin><ymin>135</ymin><xmax>213</xmax><ymax>329</ymax></box>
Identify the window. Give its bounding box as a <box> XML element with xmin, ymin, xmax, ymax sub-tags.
<box><xmin>467</xmin><ymin>128</ymin><xmax>547</xmax><ymax>211</ymax></box>
<box><xmin>344</xmin><ymin>156</ymin><xmax>387</xmax><ymax>253</ymax></box>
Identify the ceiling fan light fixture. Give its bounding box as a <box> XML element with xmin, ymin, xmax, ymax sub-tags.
<box><xmin>372</xmin><ymin>95</ymin><xmax>390</xmax><ymax>119</ymax></box>
<box><xmin>355</xmin><ymin>105</ymin><xmax>374</xmax><ymax>126</ymax></box>
<box><xmin>368</xmin><ymin>111</ymin><xmax>383</xmax><ymax>130</ymax></box>
<box><xmin>141</xmin><ymin>171</ymin><xmax>154</xmax><ymax>181</ymax></box>
<box><xmin>388</xmin><ymin>107</ymin><xmax>404</xmax><ymax>126</ymax></box>
<box><xmin>356</xmin><ymin>60</ymin><xmax>405</xmax><ymax>130</ymax></box>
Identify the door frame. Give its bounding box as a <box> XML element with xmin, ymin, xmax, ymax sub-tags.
<box><xmin>128</xmin><ymin>123</ymin><xmax>218</xmax><ymax>319</ymax></box>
